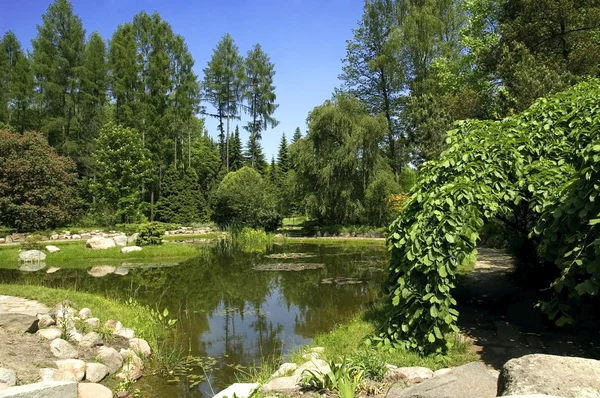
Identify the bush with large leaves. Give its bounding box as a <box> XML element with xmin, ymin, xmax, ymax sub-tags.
<box><xmin>0</xmin><ymin>130</ymin><xmax>79</xmax><ymax>231</ymax></box>
<box><xmin>384</xmin><ymin>80</ymin><xmax>600</xmax><ymax>354</ymax></box>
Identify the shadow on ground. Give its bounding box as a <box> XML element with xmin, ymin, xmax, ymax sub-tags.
<box><xmin>454</xmin><ymin>248</ymin><xmax>600</xmax><ymax>369</ymax></box>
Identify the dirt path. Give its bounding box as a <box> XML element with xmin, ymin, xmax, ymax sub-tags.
<box><xmin>455</xmin><ymin>248</ymin><xmax>600</xmax><ymax>369</ymax></box>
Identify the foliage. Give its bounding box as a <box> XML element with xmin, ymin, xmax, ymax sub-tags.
<box><xmin>300</xmin><ymin>357</ymin><xmax>364</xmax><ymax>397</ymax></box>
<box><xmin>384</xmin><ymin>80</ymin><xmax>600</xmax><ymax>354</ymax></box>
<box><xmin>155</xmin><ymin>167</ymin><xmax>208</xmax><ymax>224</ymax></box>
<box><xmin>136</xmin><ymin>222</ymin><xmax>166</xmax><ymax>246</ymax></box>
<box><xmin>21</xmin><ymin>234</ymin><xmax>45</xmax><ymax>251</ymax></box>
<box><xmin>0</xmin><ymin>130</ymin><xmax>79</xmax><ymax>231</ymax></box>
<box><xmin>364</xmin><ymin>169</ymin><xmax>401</xmax><ymax>226</ymax></box>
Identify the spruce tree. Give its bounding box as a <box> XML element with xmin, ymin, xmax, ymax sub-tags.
<box><xmin>245</xmin><ymin>134</ymin><xmax>266</xmax><ymax>174</ymax></box>
<box><xmin>268</xmin><ymin>156</ymin><xmax>277</xmax><ymax>185</ymax></box>
<box><xmin>155</xmin><ymin>166</ymin><xmax>205</xmax><ymax>224</ymax></box>
<box><xmin>292</xmin><ymin>127</ymin><xmax>302</xmax><ymax>143</ymax></box>
<box><xmin>277</xmin><ymin>133</ymin><xmax>290</xmax><ymax>174</ymax></box>
<box><xmin>230</xmin><ymin>125</ymin><xmax>243</xmax><ymax>171</ymax></box>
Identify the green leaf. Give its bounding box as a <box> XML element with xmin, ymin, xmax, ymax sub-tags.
<box><xmin>445</xmin><ymin>234</ymin><xmax>455</xmax><ymax>243</ymax></box>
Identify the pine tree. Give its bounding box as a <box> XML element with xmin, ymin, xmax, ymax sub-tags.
<box><xmin>155</xmin><ymin>166</ymin><xmax>205</xmax><ymax>224</ymax></box>
<box><xmin>245</xmin><ymin>133</ymin><xmax>266</xmax><ymax>174</ymax></box>
<box><xmin>277</xmin><ymin>133</ymin><xmax>290</xmax><ymax>174</ymax></box>
<box><xmin>292</xmin><ymin>127</ymin><xmax>302</xmax><ymax>143</ymax></box>
<box><xmin>268</xmin><ymin>156</ymin><xmax>277</xmax><ymax>185</ymax></box>
<box><xmin>230</xmin><ymin>125</ymin><xmax>243</xmax><ymax>171</ymax></box>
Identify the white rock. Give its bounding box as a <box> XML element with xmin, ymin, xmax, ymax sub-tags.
<box><xmin>293</xmin><ymin>359</ymin><xmax>331</xmax><ymax>378</ymax></box>
<box><xmin>80</xmin><ymin>332</ymin><xmax>103</xmax><ymax>348</ymax></box>
<box><xmin>263</xmin><ymin>376</ymin><xmax>301</xmax><ymax>394</ymax></box>
<box><xmin>45</xmin><ymin>245</ymin><xmax>61</xmax><ymax>254</ymax></box>
<box><xmin>78</xmin><ymin>382</ymin><xmax>113</xmax><ymax>398</ymax></box>
<box><xmin>84</xmin><ymin>318</ymin><xmax>100</xmax><ymax>328</ymax></box>
<box><xmin>37</xmin><ymin>327</ymin><xmax>62</xmax><ymax>340</ymax></box>
<box><xmin>129</xmin><ymin>338</ymin><xmax>151</xmax><ymax>357</ymax></box>
<box><xmin>96</xmin><ymin>346</ymin><xmax>123</xmax><ymax>374</ymax></box>
<box><xmin>55</xmin><ymin>359</ymin><xmax>85</xmax><ymax>381</ymax></box>
<box><xmin>46</xmin><ymin>267</ymin><xmax>60</xmax><ymax>273</ymax></box>
<box><xmin>121</xmin><ymin>246</ymin><xmax>142</xmax><ymax>254</ymax></box>
<box><xmin>38</xmin><ymin>314</ymin><xmax>56</xmax><ymax>328</ymax></box>
<box><xmin>114</xmin><ymin>267</ymin><xmax>129</xmax><ymax>275</ymax></box>
<box><xmin>18</xmin><ymin>250</ymin><xmax>46</xmax><ymax>262</ymax></box>
<box><xmin>85</xmin><ymin>363</ymin><xmax>108</xmax><ymax>383</ymax></box>
<box><xmin>50</xmin><ymin>339</ymin><xmax>78</xmax><ymax>359</ymax></box>
<box><xmin>112</xmin><ymin>235</ymin><xmax>127</xmax><ymax>247</ymax></box>
<box><xmin>104</xmin><ymin>320</ymin><xmax>122</xmax><ymax>332</ymax></box>
<box><xmin>383</xmin><ymin>366</ymin><xmax>434</xmax><ymax>384</ymax></box>
<box><xmin>71</xmin><ymin>234</ymin><xmax>81</xmax><ymax>239</ymax></box>
<box><xmin>127</xmin><ymin>233</ymin><xmax>139</xmax><ymax>244</ymax></box>
<box><xmin>214</xmin><ymin>383</ymin><xmax>259</xmax><ymax>398</ymax></box>
<box><xmin>68</xmin><ymin>331</ymin><xmax>82</xmax><ymax>344</ymax></box>
<box><xmin>116</xmin><ymin>349</ymin><xmax>143</xmax><ymax>381</ymax></box>
<box><xmin>86</xmin><ymin>236</ymin><xmax>116</xmax><ymax>250</ymax></box>
<box><xmin>78</xmin><ymin>308</ymin><xmax>92</xmax><ymax>320</ymax></box>
<box><xmin>39</xmin><ymin>368</ymin><xmax>78</xmax><ymax>382</ymax></box>
<box><xmin>271</xmin><ymin>363</ymin><xmax>297</xmax><ymax>378</ymax></box>
<box><xmin>115</xmin><ymin>328</ymin><xmax>135</xmax><ymax>339</ymax></box>
<box><xmin>0</xmin><ymin>368</ymin><xmax>16</xmax><ymax>388</ymax></box>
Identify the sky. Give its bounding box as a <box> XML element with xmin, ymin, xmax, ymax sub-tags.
<box><xmin>0</xmin><ymin>0</ymin><xmax>365</xmax><ymax>159</ymax></box>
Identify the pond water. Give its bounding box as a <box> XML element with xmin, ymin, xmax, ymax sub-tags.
<box><xmin>0</xmin><ymin>241</ymin><xmax>388</xmax><ymax>397</ymax></box>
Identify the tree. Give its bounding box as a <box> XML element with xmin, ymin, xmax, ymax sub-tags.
<box><xmin>212</xmin><ymin>167</ymin><xmax>281</xmax><ymax>231</ymax></box>
<box><xmin>292</xmin><ymin>127</ymin><xmax>302</xmax><ymax>143</ymax></box>
<box><xmin>230</xmin><ymin>125</ymin><xmax>243</xmax><ymax>171</ymax></box>
<box><xmin>243</xmin><ymin>43</ymin><xmax>279</xmax><ymax>168</ymax></box>
<box><xmin>245</xmin><ymin>133</ymin><xmax>266</xmax><ymax>174</ymax></box>
<box><xmin>277</xmin><ymin>133</ymin><xmax>290</xmax><ymax>174</ymax></box>
<box><xmin>31</xmin><ymin>0</ymin><xmax>86</xmax><ymax>153</ymax></box>
<box><xmin>155</xmin><ymin>166</ymin><xmax>207</xmax><ymax>224</ymax></box>
<box><xmin>90</xmin><ymin>122</ymin><xmax>152</xmax><ymax>225</ymax></box>
<box><xmin>0</xmin><ymin>130</ymin><xmax>79</xmax><ymax>231</ymax></box>
<box><xmin>202</xmin><ymin>33</ymin><xmax>245</xmax><ymax>170</ymax></box>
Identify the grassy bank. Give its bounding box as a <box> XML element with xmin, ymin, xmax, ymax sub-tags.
<box><xmin>0</xmin><ymin>241</ymin><xmax>200</xmax><ymax>268</ymax></box>
<box><xmin>277</xmin><ymin>236</ymin><xmax>386</xmax><ymax>246</ymax></box>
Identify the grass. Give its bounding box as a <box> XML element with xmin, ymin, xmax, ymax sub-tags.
<box><xmin>0</xmin><ymin>241</ymin><xmax>200</xmax><ymax>268</ymax></box>
<box><xmin>282</xmin><ymin>216</ymin><xmax>308</xmax><ymax>227</ymax></box>
<box><xmin>278</xmin><ymin>236</ymin><xmax>386</xmax><ymax>246</ymax></box>
<box><xmin>163</xmin><ymin>232</ymin><xmax>222</xmax><ymax>241</ymax></box>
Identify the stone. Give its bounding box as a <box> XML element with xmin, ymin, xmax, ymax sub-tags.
<box><xmin>54</xmin><ymin>359</ymin><xmax>85</xmax><ymax>381</ymax></box>
<box><xmin>18</xmin><ymin>262</ymin><xmax>47</xmax><ymax>272</ymax></box>
<box><xmin>50</xmin><ymin>339</ymin><xmax>78</xmax><ymax>359</ymax></box>
<box><xmin>498</xmin><ymin>354</ymin><xmax>600</xmax><ymax>398</ymax></box>
<box><xmin>96</xmin><ymin>347</ymin><xmax>122</xmax><ymax>374</ymax></box>
<box><xmin>68</xmin><ymin>332</ymin><xmax>82</xmax><ymax>344</ymax></box>
<box><xmin>263</xmin><ymin>376</ymin><xmax>301</xmax><ymax>394</ymax></box>
<box><xmin>37</xmin><ymin>314</ymin><xmax>55</xmax><ymax>328</ymax></box>
<box><xmin>0</xmin><ymin>238</ymin><xmax>5</xmax><ymax>244</ymax></box>
<box><xmin>214</xmin><ymin>383</ymin><xmax>260</xmax><ymax>398</ymax></box>
<box><xmin>46</xmin><ymin>267</ymin><xmax>60</xmax><ymax>274</ymax></box>
<box><xmin>387</xmin><ymin>362</ymin><xmax>497</xmax><ymax>398</ymax></box>
<box><xmin>78</xmin><ymin>308</ymin><xmax>92</xmax><ymax>320</ymax></box>
<box><xmin>0</xmin><ymin>369</ymin><xmax>16</xmax><ymax>388</ymax></box>
<box><xmin>115</xmin><ymin>328</ymin><xmax>135</xmax><ymax>339</ymax></box>
<box><xmin>433</xmin><ymin>368</ymin><xmax>452</xmax><ymax>377</ymax></box>
<box><xmin>127</xmin><ymin>233</ymin><xmax>139</xmax><ymax>244</ymax></box>
<box><xmin>302</xmin><ymin>352</ymin><xmax>320</xmax><ymax>360</ymax></box>
<box><xmin>0</xmin><ymin>313</ymin><xmax>39</xmax><ymax>333</ymax></box>
<box><xmin>0</xmin><ymin>381</ymin><xmax>77</xmax><ymax>398</ymax></box>
<box><xmin>87</xmin><ymin>266</ymin><xmax>116</xmax><ymax>277</ymax></box>
<box><xmin>0</xmin><ymin>384</ymin><xmax>8</xmax><ymax>391</ymax></box>
<box><xmin>113</xmin><ymin>267</ymin><xmax>129</xmax><ymax>275</ymax></box>
<box><xmin>39</xmin><ymin>368</ymin><xmax>77</xmax><ymax>382</ymax></box>
<box><xmin>84</xmin><ymin>318</ymin><xmax>100</xmax><ymax>328</ymax></box>
<box><xmin>71</xmin><ymin>234</ymin><xmax>81</xmax><ymax>240</ymax></box>
<box><xmin>293</xmin><ymin>359</ymin><xmax>331</xmax><ymax>379</ymax></box>
<box><xmin>121</xmin><ymin>246</ymin><xmax>142</xmax><ymax>254</ymax></box>
<box><xmin>129</xmin><ymin>338</ymin><xmax>151</xmax><ymax>357</ymax></box>
<box><xmin>116</xmin><ymin>349</ymin><xmax>143</xmax><ymax>381</ymax></box>
<box><xmin>85</xmin><ymin>363</ymin><xmax>108</xmax><ymax>383</ymax></box>
<box><xmin>37</xmin><ymin>327</ymin><xmax>62</xmax><ymax>341</ymax></box>
<box><xmin>18</xmin><ymin>250</ymin><xmax>46</xmax><ymax>262</ymax></box>
<box><xmin>45</xmin><ymin>246</ymin><xmax>60</xmax><ymax>254</ymax></box>
<box><xmin>77</xmin><ymin>383</ymin><xmax>112</xmax><ymax>398</ymax></box>
<box><xmin>384</xmin><ymin>366</ymin><xmax>434</xmax><ymax>384</ymax></box>
<box><xmin>80</xmin><ymin>332</ymin><xmax>103</xmax><ymax>348</ymax></box>
<box><xmin>104</xmin><ymin>320</ymin><xmax>122</xmax><ymax>332</ymax></box>
<box><xmin>85</xmin><ymin>237</ymin><xmax>116</xmax><ymax>250</ymax></box>
<box><xmin>112</xmin><ymin>235</ymin><xmax>127</xmax><ymax>247</ymax></box>
<box><xmin>271</xmin><ymin>363</ymin><xmax>297</xmax><ymax>378</ymax></box>
<box><xmin>80</xmin><ymin>233</ymin><xmax>91</xmax><ymax>240</ymax></box>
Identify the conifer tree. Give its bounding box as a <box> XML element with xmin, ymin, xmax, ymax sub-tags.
<box><xmin>245</xmin><ymin>134</ymin><xmax>266</xmax><ymax>174</ymax></box>
<box><xmin>268</xmin><ymin>156</ymin><xmax>277</xmax><ymax>185</ymax></box>
<box><xmin>230</xmin><ymin>125</ymin><xmax>243</xmax><ymax>171</ymax></box>
<box><xmin>292</xmin><ymin>127</ymin><xmax>302</xmax><ymax>143</ymax></box>
<box><xmin>277</xmin><ymin>133</ymin><xmax>290</xmax><ymax>174</ymax></box>
<box><xmin>155</xmin><ymin>166</ymin><xmax>206</xmax><ymax>224</ymax></box>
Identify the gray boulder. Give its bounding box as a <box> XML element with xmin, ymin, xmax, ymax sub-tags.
<box><xmin>85</xmin><ymin>363</ymin><xmax>108</xmax><ymax>383</ymax></box>
<box><xmin>0</xmin><ymin>313</ymin><xmax>39</xmax><ymax>333</ymax></box>
<box><xmin>86</xmin><ymin>237</ymin><xmax>116</xmax><ymax>250</ymax></box>
<box><xmin>18</xmin><ymin>250</ymin><xmax>46</xmax><ymax>262</ymax></box>
<box><xmin>498</xmin><ymin>354</ymin><xmax>600</xmax><ymax>398</ymax></box>
<box><xmin>263</xmin><ymin>376</ymin><xmax>301</xmax><ymax>394</ymax></box>
<box><xmin>0</xmin><ymin>368</ymin><xmax>16</xmax><ymax>388</ymax></box>
<box><xmin>36</xmin><ymin>327</ymin><xmax>62</xmax><ymax>340</ymax></box>
<box><xmin>80</xmin><ymin>332</ymin><xmax>103</xmax><ymax>348</ymax></box>
<box><xmin>384</xmin><ymin>366</ymin><xmax>433</xmax><ymax>384</ymax></box>
<box><xmin>387</xmin><ymin>362</ymin><xmax>497</xmax><ymax>398</ymax></box>
<box><xmin>121</xmin><ymin>246</ymin><xmax>142</xmax><ymax>254</ymax></box>
<box><xmin>96</xmin><ymin>347</ymin><xmax>122</xmax><ymax>374</ymax></box>
<box><xmin>50</xmin><ymin>339</ymin><xmax>78</xmax><ymax>359</ymax></box>
<box><xmin>112</xmin><ymin>235</ymin><xmax>127</xmax><ymax>247</ymax></box>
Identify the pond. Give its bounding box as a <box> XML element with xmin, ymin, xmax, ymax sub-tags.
<box><xmin>0</xmin><ymin>241</ymin><xmax>388</xmax><ymax>397</ymax></box>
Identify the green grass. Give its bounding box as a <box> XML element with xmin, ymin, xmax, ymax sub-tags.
<box><xmin>0</xmin><ymin>241</ymin><xmax>200</xmax><ymax>268</ymax></box>
<box><xmin>282</xmin><ymin>216</ymin><xmax>308</xmax><ymax>227</ymax></box>
<box><xmin>163</xmin><ymin>232</ymin><xmax>223</xmax><ymax>241</ymax></box>
<box><xmin>278</xmin><ymin>236</ymin><xmax>386</xmax><ymax>246</ymax></box>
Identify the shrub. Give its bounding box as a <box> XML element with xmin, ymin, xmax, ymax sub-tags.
<box><xmin>135</xmin><ymin>222</ymin><xmax>166</xmax><ymax>246</ymax></box>
<box><xmin>21</xmin><ymin>234</ymin><xmax>45</xmax><ymax>251</ymax></box>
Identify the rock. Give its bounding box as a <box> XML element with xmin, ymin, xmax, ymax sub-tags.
<box><xmin>498</xmin><ymin>354</ymin><xmax>600</xmax><ymax>398</ymax></box>
<box><xmin>0</xmin><ymin>313</ymin><xmax>39</xmax><ymax>333</ymax></box>
<box><xmin>50</xmin><ymin>339</ymin><xmax>78</xmax><ymax>359</ymax></box>
<box><xmin>113</xmin><ymin>267</ymin><xmax>129</xmax><ymax>275</ymax></box>
<box><xmin>121</xmin><ymin>246</ymin><xmax>142</xmax><ymax>254</ymax></box>
<box><xmin>85</xmin><ymin>363</ymin><xmax>108</xmax><ymax>383</ymax></box>
<box><xmin>497</xmin><ymin>396</ymin><xmax>566</xmax><ymax>398</ymax></box>
<box><xmin>127</xmin><ymin>233</ymin><xmax>139</xmax><ymax>244</ymax></box>
<box><xmin>116</xmin><ymin>349</ymin><xmax>143</xmax><ymax>381</ymax></box>
<box><xmin>115</xmin><ymin>328</ymin><xmax>135</xmax><ymax>339</ymax></box>
<box><xmin>302</xmin><ymin>352</ymin><xmax>320</xmax><ymax>360</ymax></box>
<box><xmin>271</xmin><ymin>363</ymin><xmax>297</xmax><ymax>378</ymax></box>
<box><xmin>38</xmin><ymin>314</ymin><xmax>55</xmax><ymax>328</ymax></box>
<box><xmin>18</xmin><ymin>250</ymin><xmax>46</xmax><ymax>262</ymax></box>
<box><xmin>68</xmin><ymin>331</ymin><xmax>82</xmax><ymax>344</ymax></box>
<box><xmin>0</xmin><ymin>381</ymin><xmax>78</xmax><ymax>396</ymax></box>
<box><xmin>45</xmin><ymin>245</ymin><xmax>60</xmax><ymax>254</ymax></box>
<box><xmin>0</xmin><ymin>383</ymin><xmax>8</xmax><ymax>390</ymax></box>
<box><xmin>384</xmin><ymin>366</ymin><xmax>433</xmax><ymax>384</ymax></box>
<box><xmin>104</xmin><ymin>320</ymin><xmax>122</xmax><ymax>332</ymax></box>
<box><xmin>86</xmin><ymin>237</ymin><xmax>116</xmax><ymax>250</ymax></box>
<box><xmin>54</xmin><ymin>359</ymin><xmax>85</xmax><ymax>381</ymax></box>
<box><xmin>71</xmin><ymin>234</ymin><xmax>81</xmax><ymax>239</ymax></box>
<box><xmin>78</xmin><ymin>308</ymin><xmax>92</xmax><ymax>320</ymax></box>
<box><xmin>80</xmin><ymin>332</ymin><xmax>103</xmax><ymax>348</ymax></box>
<box><xmin>18</xmin><ymin>262</ymin><xmax>47</xmax><ymax>272</ymax></box>
<box><xmin>46</xmin><ymin>267</ymin><xmax>60</xmax><ymax>273</ymax></box>
<box><xmin>84</xmin><ymin>318</ymin><xmax>100</xmax><ymax>328</ymax></box>
<box><xmin>39</xmin><ymin>368</ymin><xmax>78</xmax><ymax>382</ymax></box>
<box><xmin>80</xmin><ymin>233</ymin><xmax>91</xmax><ymax>240</ymax></box>
<box><xmin>0</xmin><ymin>238</ymin><xmax>5</xmax><ymax>244</ymax></box>
<box><xmin>37</xmin><ymin>327</ymin><xmax>62</xmax><ymax>340</ymax></box>
<box><xmin>214</xmin><ymin>383</ymin><xmax>260</xmax><ymax>398</ymax></box>
<box><xmin>387</xmin><ymin>362</ymin><xmax>497</xmax><ymax>398</ymax></box>
<box><xmin>87</xmin><ymin>265</ymin><xmax>116</xmax><ymax>277</ymax></box>
<box><xmin>263</xmin><ymin>376</ymin><xmax>301</xmax><ymax>394</ymax></box>
<box><xmin>0</xmin><ymin>368</ymin><xmax>16</xmax><ymax>388</ymax></box>
<box><xmin>293</xmin><ymin>359</ymin><xmax>331</xmax><ymax>379</ymax></box>
<box><xmin>78</xmin><ymin>382</ymin><xmax>113</xmax><ymax>398</ymax></box>
<box><xmin>113</xmin><ymin>235</ymin><xmax>127</xmax><ymax>247</ymax></box>
<box><xmin>96</xmin><ymin>347</ymin><xmax>122</xmax><ymax>374</ymax></box>
<box><xmin>129</xmin><ymin>338</ymin><xmax>151</xmax><ymax>357</ymax></box>
<box><xmin>433</xmin><ymin>368</ymin><xmax>452</xmax><ymax>377</ymax></box>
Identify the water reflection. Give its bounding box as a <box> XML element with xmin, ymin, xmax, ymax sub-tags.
<box><xmin>0</xmin><ymin>242</ymin><xmax>387</xmax><ymax>397</ymax></box>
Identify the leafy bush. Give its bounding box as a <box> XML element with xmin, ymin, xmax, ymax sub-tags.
<box><xmin>384</xmin><ymin>80</ymin><xmax>600</xmax><ymax>354</ymax></box>
<box><xmin>21</xmin><ymin>234</ymin><xmax>45</xmax><ymax>251</ymax></box>
<box><xmin>300</xmin><ymin>357</ymin><xmax>364</xmax><ymax>398</ymax></box>
<box><xmin>135</xmin><ymin>222</ymin><xmax>166</xmax><ymax>246</ymax></box>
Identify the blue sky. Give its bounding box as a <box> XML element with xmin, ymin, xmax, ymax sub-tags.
<box><xmin>0</xmin><ymin>0</ymin><xmax>364</xmax><ymax>158</ymax></box>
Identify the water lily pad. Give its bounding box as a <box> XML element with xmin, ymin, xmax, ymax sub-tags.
<box><xmin>264</xmin><ymin>253</ymin><xmax>316</xmax><ymax>259</ymax></box>
<box><xmin>253</xmin><ymin>263</ymin><xmax>325</xmax><ymax>271</ymax></box>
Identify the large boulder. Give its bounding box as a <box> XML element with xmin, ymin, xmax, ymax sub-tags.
<box><xmin>121</xmin><ymin>246</ymin><xmax>142</xmax><ymax>254</ymax></box>
<box><xmin>45</xmin><ymin>245</ymin><xmax>60</xmax><ymax>254</ymax></box>
<box><xmin>498</xmin><ymin>354</ymin><xmax>600</xmax><ymax>398</ymax></box>
<box><xmin>129</xmin><ymin>338</ymin><xmax>151</xmax><ymax>357</ymax></box>
<box><xmin>116</xmin><ymin>349</ymin><xmax>143</xmax><ymax>381</ymax></box>
<box><xmin>86</xmin><ymin>237</ymin><xmax>116</xmax><ymax>250</ymax></box>
<box><xmin>262</xmin><ymin>376</ymin><xmax>301</xmax><ymax>394</ymax></box>
<box><xmin>384</xmin><ymin>366</ymin><xmax>434</xmax><ymax>384</ymax></box>
<box><xmin>78</xmin><ymin>308</ymin><xmax>92</xmax><ymax>320</ymax></box>
<box><xmin>0</xmin><ymin>381</ymin><xmax>78</xmax><ymax>396</ymax></box>
<box><xmin>387</xmin><ymin>362</ymin><xmax>497</xmax><ymax>398</ymax></box>
<box><xmin>0</xmin><ymin>313</ymin><xmax>39</xmax><ymax>333</ymax></box>
<box><xmin>78</xmin><ymin>382</ymin><xmax>113</xmax><ymax>398</ymax></box>
<box><xmin>85</xmin><ymin>363</ymin><xmax>108</xmax><ymax>383</ymax></box>
<box><xmin>18</xmin><ymin>250</ymin><xmax>46</xmax><ymax>262</ymax></box>
<box><xmin>96</xmin><ymin>347</ymin><xmax>122</xmax><ymax>374</ymax></box>
<box><xmin>37</xmin><ymin>327</ymin><xmax>62</xmax><ymax>340</ymax></box>
<box><xmin>37</xmin><ymin>314</ymin><xmax>55</xmax><ymax>328</ymax></box>
<box><xmin>50</xmin><ymin>339</ymin><xmax>78</xmax><ymax>359</ymax></box>
<box><xmin>112</xmin><ymin>235</ymin><xmax>127</xmax><ymax>247</ymax></box>
<box><xmin>55</xmin><ymin>359</ymin><xmax>85</xmax><ymax>381</ymax></box>
<box><xmin>80</xmin><ymin>332</ymin><xmax>103</xmax><ymax>348</ymax></box>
